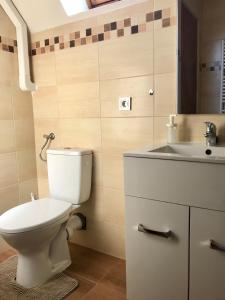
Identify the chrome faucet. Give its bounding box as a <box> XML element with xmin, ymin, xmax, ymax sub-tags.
<box><xmin>204</xmin><ymin>122</ymin><xmax>217</xmax><ymax>146</ymax></box>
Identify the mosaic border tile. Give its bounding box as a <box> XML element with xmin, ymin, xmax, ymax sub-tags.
<box><xmin>31</xmin><ymin>7</ymin><xmax>176</xmax><ymax>56</ymax></box>
<box><xmin>200</xmin><ymin>61</ymin><xmax>222</xmax><ymax>72</ymax></box>
<box><xmin>0</xmin><ymin>36</ymin><xmax>17</xmax><ymax>54</ymax></box>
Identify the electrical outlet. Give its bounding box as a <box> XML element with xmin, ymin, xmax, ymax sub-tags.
<box><xmin>119</xmin><ymin>97</ymin><xmax>131</xmax><ymax>111</ymax></box>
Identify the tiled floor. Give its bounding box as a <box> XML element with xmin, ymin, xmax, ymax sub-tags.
<box><xmin>0</xmin><ymin>243</ymin><xmax>127</xmax><ymax>300</ymax></box>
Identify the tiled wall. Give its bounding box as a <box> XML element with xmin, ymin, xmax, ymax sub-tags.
<box><xmin>0</xmin><ymin>7</ymin><xmax>37</xmax><ymax>249</ymax></box>
<box><xmin>30</xmin><ymin>0</ymin><xmax>225</xmax><ymax>259</ymax></box>
<box><xmin>31</xmin><ymin>0</ymin><xmax>177</xmax><ymax>258</ymax></box>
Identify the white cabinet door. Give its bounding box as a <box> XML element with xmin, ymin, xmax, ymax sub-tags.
<box><xmin>125</xmin><ymin>196</ymin><xmax>189</xmax><ymax>300</ymax></box>
<box><xmin>190</xmin><ymin>207</ymin><xmax>225</xmax><ymax>300</ymax></box>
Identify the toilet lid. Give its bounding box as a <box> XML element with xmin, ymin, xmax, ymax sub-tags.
<box><xmin>0</xmin><ymin>198</ymin><xmax>72</xmax><ymax>234</ymax></box>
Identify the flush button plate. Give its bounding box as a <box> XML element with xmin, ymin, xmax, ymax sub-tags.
<box><xmin>119</xmin><ymin>97</ymin><xmax>132</xmax><ymax>111</ymax></box>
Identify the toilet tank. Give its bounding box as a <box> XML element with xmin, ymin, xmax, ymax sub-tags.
<box><xmin>47</xmin><ymin>148</ymin><xmax>92</xmax><ymax>205</ymax></box>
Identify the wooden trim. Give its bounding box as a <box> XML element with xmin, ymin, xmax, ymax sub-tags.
<box><xmin>90</xmin><ymin>0</ymin><xmax>121</xmax><ymax>8</ymax></box>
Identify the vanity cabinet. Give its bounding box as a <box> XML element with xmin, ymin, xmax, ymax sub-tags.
<box><xmin>124</xmin><ymin>154</ymin><xmax>225</xmax><ymax>300</ymax></box>
<box><xmin>125</xmin><ymin>196</ymin><xmax>189</xmax><ymax>300</ymax></box>
<box><xmin>190</xmin><ymin>208</ymin><xmax>225</xmax><ymax>300</ymax></box>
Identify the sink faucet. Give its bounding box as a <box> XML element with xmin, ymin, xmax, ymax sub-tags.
<box><xmin>204</xmin><ymin>122</ymin><xmax>217</xmax><ymax>146</ymax></box>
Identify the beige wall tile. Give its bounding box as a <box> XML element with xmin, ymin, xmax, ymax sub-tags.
<box><xmin>0</xmin><ymin>184</ymin><xmax>19</xmax><ymax>214</ymax></box>
<box><xmin>0</xmin><ymin>120</ymin><xmax>15</xmax><ymax>153</ymax></box>
<box><xmin>100</xmin><ymin>76</ymin><xmax>154</xmax><ymax>117</ymax></box>
<box><xmin>102</xmin><ymin>153</ymin><xmax>124</xmax><ymax>190</ymax></box>
<box><xmin>15</xmin><ymin>119</ymin><xmax>35</xmax><ymax>150</ymax></box>
<box><xmin>97</xmin><ymin>0</ymin><xmax>154</xmax><ymax>25</ymax></box>
<box><xmin>55</xmin><ymin>45</ymin><xmax>99</xmax><ymax>85</ymax></box>
<box><xmin>36</xmin><ymin>153</ymin><xmax>48</xmax><ymax>179</ymax></box>
<box><xmin>58</xmin><ymin>82</ymin><xmax>100</xmax><ymax>118</ymax></box>
<box><xmin>19</xmin><ymin>178</ymin><xmax>38</xmax><ymax>204</ymax></box>
<box><xmin>59</xmin><ymin>118</ymin><xmax>101</xmax><ymax>152</ymax></box>
<box><xmin>154</xmin><ymin>72</ymin><xmax>177</xmax><ymax>116</ymax></box>
<box><xmin>154</xmin><ymin>0</ymin><xmax>177</xmax><ymax>10</ymax></box>
<box><xmin>12</xmin><ymin>55</ymin><xmax>20</xmax><ymax>87</ymax></box>
<box><xmin>58</xmin><ymin>98</ymin><xmax>100</xmax><ymax>118</ymax></box>
<box><xmin>92</xmin><ymin>152</ymin><xmax>103</xmax><ymax>187</ymax></box>
<box><xmin>0</xmin><ymin>52</ymin><xmax>13</xmax><ymax>86</ymax></box>
<box><xmin>72</xmin><ymin>219</ymin><xmax>125</xmax><ymax>258</ymax></box>
<box><xmin>153</xmin><ymin>116</ymin><xmax>168</xmax><ymax>145</ymax></box>
<box><xmin>0</xmin><ymin>7</ymin><xmax>16</xmax><ymax>38</ymax></box>
<box><xmin>0</xmin><ymin>153</ymin><xmax>18</xmax><ymax>188</ymax></box>
<box><xmin>37</xmin><ymin>178</ymin><xmax>49</xmax><ymax>198</ymax></box>
<box><xmin>32</xmin><ymin>53</ymin><xmax>56</xmax><ymax>87</ymax></box>
<box><xmin>17</xmin><ymin>149</ymin><xmax>37</xmax><ymax>182</ymax></box>
<box><xmin>0</xmin><ymin>85</ymin><xmax>13</xmax><ymax>120</ymax></box>
<box><xmin>99</xmin><ymin>31</ymin><xmax>153</xmax><ymax>80</ymax></box>
<box><xmin>102</xmin><ymin>187</ymin><xmax>125</xmax><ymax>226</ymax></box>
<box><xmin>101</xmin><ymin>117</ymin><xmax>154</xmax><ymax>154</ymax></box>
<box><xmin>154</xmin><ymin>26</ymin><xmax>177</xmax><ymax>74</ymax></box>
<box><xmin>32</xmin><ymin>86</ymin><xmax>59</xmax><ymax>119</ymax></box>
<box><xmin>12</xmin><ymin>87</ymin><xmax>34</xmax><ymax>120</ymax></box>
<box><xmin>0</xmin><ymin>10</ymin><xmax>37</xmax><ymax>216</ymax></box>
<box><xmin>58</xmin><ymin>82</ymin><xmax>99</xmax><ymax>101</ymax></box>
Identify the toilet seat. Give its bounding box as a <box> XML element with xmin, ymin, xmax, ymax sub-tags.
<box><xmin>0</xmin><ymin>198</ymin><xmax>72</xmax><ymax>234</ymax></box>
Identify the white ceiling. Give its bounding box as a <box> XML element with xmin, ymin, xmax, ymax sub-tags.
<box><xmin>12</xmin><ymin>0</ymin><xmax>146</xmax><ymax>33</ymax></box>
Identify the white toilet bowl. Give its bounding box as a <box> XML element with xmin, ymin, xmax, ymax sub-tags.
<box><xmin>0</xmin><ymin>198</ymin><xmax>73</xmax><ymax>288</ymax></box>
<box><xmin>0</xmin><ymin>147</ymin><xmax>92</xmax><ymax>288</ymax></box>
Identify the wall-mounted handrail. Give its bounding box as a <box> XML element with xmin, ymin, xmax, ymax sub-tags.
<box><xmin>0</xmin><ymin>0</ymin><xmax>36</xmax><ymax>91</ymax></box>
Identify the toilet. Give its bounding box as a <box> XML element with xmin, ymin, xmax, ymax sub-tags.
<box><xmin>0</xmin><ymin>148</ymin><xmax>92</xmax><ymax>288</ymax></box>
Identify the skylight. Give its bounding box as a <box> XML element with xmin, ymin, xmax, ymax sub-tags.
<box><xmin>60</xmin><ymin>0</ymin><xmax>89</xmax><ymax>16</ymax></box>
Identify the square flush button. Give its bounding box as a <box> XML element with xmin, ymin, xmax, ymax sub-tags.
<box><xmin>119</xmin><ymin>97</ymin><xmax>132</xmax><ymax>111</ymax></box>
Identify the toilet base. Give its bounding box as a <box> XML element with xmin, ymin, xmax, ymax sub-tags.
<box><xmin>16</xmin><ymin>222</ymin><xmax>71</xmax><ymax>288</ymax></box>
<box><xmin>16</xmin><ymin>248</ymin><xmax>71</xmax><ymax>288</ymax></box>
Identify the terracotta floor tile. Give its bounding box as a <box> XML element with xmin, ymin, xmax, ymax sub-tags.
<box><xmin>0</xmin><ymin>244</ymin><xmax>127</xmax><ymax>300</ymax></box>
<box><xmin>100</xmin><ymin>260</ymin><xmax>126</xmax><ymax>295</ymax></box>
<box><xmin>68</xmin><ymin>243</ymin><xmax>121</xmax><ymax>283</ymax></box>
<box><xmin>82</xmin><ymin>282</ymin><xmax>127</xmax><ymax>300</ymax></box>
<box><xmin>64</xmin><ymin>274</ymin><xmax>95</xmax><ymax>300</ymax></box>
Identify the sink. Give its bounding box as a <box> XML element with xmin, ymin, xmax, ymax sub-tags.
<box><xmin>125</xmin><ymin>143</ymin><xmax>225</xmax><ymax>163</ymax></box>
<box><xmin>149</xmin><ymin>144</ymin><xmax>225</xmax><ymax>160</ymax></box>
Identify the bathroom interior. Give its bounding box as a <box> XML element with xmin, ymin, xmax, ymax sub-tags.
<box><xmin>0</xmin><ymin>0</ymin><xmax>225</xmax><ymax>299</ymax></box>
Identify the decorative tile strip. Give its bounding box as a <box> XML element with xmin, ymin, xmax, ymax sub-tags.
<box><xmin>200</xmin><ymin>61</ymin><xmax>222</xmax><ymax>72</ymax></box>
<box><xmin>31</xmin><ymin>7</ymin><xmax>176</xmax><ymax>56</ymax></box>
<box><xmin>0</xmin><ymin>36</ymin><xmax>17</xmax><ymax>54</ymax></box>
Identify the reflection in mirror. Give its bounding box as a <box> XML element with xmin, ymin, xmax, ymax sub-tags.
<box><xmin>178</xmin><ymin>0</ymin><xmax>225</xmax><ymax>114</ymax></box>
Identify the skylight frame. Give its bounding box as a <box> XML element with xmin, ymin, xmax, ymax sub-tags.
<box><xmin>60</xmin><ymin>0</ymin><xmax>89</xmax><ymax>16</ymax></box>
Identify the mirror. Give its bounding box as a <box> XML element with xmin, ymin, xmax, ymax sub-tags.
<box><xmin>178</xmin><ymin>0</ymin><xmax>225</xmax><ymax>114</ymax></box>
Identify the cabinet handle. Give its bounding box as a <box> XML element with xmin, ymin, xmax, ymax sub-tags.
<box><xmin>210</xmin><ymin>239</ymin><xmax>225</xmax><ymax>252</ymax></box>
<box><xmin>138</xmin><ymin>224</ymin><xmax>172</xmax><ymax>238</ymax></box>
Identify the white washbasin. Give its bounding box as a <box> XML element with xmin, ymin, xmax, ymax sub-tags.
<box><xmin>125</xmin><ymin>143</ymin><xmax>225</xmax><ymax>163</ymax></box>
<box><xmin>149</xmin><ymin>144</ymin><xmax>225</xmax><ymax>160</ymax></box>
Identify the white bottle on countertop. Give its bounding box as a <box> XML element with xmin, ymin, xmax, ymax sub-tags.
<box><xmin>166</xmin><ymin>114</ymin><xmax>177</xmax><ymax>144</ymax></box>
